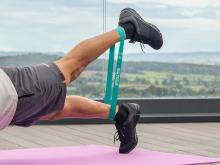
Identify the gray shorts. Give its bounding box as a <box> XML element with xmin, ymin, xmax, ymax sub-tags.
<box><xmin>1</xmin><ymin>62</ymin><xmax>67</xmax><ymax>127</ymax></box>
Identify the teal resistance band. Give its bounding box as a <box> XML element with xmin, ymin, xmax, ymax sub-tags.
<box><xmin>104</xmin><ymin>27</ymin><xmax>125</xmax><ymax>120</ymax></box>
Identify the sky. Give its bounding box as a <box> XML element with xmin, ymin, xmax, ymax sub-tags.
<box><xmin>0</xmin><ymin>0</ymin><xmax>219</xmax><ymax>53</ymax></box>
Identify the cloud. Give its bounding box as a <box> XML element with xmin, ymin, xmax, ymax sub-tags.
<box><xmin>0</xmin><ymin>0</ymin><xmax>104</xmax><ymax>52</ymax></box>
<box><xmin>107</xmin><ymin>0</ymin><xmax>220</xmax><ymax>19</ymax></box>
<box><xmin>108</xmin><ymin>0</ymin><xmax>220</xmax><ymax>8</ymax></box>
<box><xmin>0</xmin><ymin>0</ymin><xmax>219</xmax><ymax>52</ymax></box>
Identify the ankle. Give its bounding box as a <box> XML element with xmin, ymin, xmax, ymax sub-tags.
<box><xmin>114</xmin><ymin>105</ymin><xmax>128</xmax><ymax>123</ymax></box>
<box><xmin>119</xmin><ymin>23</ymin><xmax>135</xmax><ymax>39</ymax></box>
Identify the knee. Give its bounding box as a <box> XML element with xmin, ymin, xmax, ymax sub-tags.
<box><xmin>54</xmin><ymin>60</ymin><xmax>85</xmax><ymax>85</ymax></box>
<box><xmin>70</xmin><ymin>65</ymin><xmax>85</xmax><ymax>81</ymax></box>
<box><xmin>63</xmin><ymin>65</ymin><xmax>85</xmax><ymax>85</ymax></box>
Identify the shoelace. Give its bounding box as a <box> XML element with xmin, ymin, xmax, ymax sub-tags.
<box><xmin>129</xmin><ymin>38</ymin><xmax>145</xmax><ymax>53</ymax></box>
<box><xmin>140</xmin><ymin>42</ymin><xmax>145</xmax><ymax>53</ymax></box>
<box><xmin>114</xmin><ymin>131</ymin><xmax>120</xmax><ymax>144</ymax></box>
<box><xmin>129</xmin><ymin>32</ymin><xmax>150</xmax><ymax>53</ymax></box>
<box><xmin>114</xmin><ymin>127</ymin><xmax>126</xmax><ymax>144</ymax></box>
<box><xmin>139</xmin><ymin>33</ymin><xmax>152</xmax><ymax>53</ymax></box>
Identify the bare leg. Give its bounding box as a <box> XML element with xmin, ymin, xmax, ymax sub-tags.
<box><xmin>41</xmin><ymin>30</ymin><xmax>122</xmax><ymax>121</ymax></box>
<box><xmin>55</xmin><ymin>30</ymin><xmax>120</xmax><ymax>85</ymax></box>
<box><xmin>40</xmin><ymin>95</ymin><xmax>119</xmax><ymax>121</ymax></box>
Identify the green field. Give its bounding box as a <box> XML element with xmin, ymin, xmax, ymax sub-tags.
<box><xmin>2</xmin><ymin>53</ymin><xmax>220</xmax><ymax>98</ymax></box>
<box><xmin>68</xmin><ymin>69</ymin><xmax>220</xmax><ymax>98</ymax></box>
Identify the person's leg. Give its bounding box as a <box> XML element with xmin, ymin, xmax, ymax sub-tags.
<box><xmin>54</xmin><ymin>30</ymin><xmax>121</xmax><ymax>85</ymax></box>
<box><xmin>40</xmin><ymin>29</ymin><xmax>128</xmax><ymax>123</ymax></box>
<box><xmin>41</xmin><ymin>8</ymin><xmax>163</xmax><ymax>154</ymax></box>
<box><xmin>40</xmin><ymin>95</ymin><xmax>119</xmax><ymax>121</ymax></box>
<box><xmin>41</xmin><ymin>30</ymin><xmax>122</xmax><ymax>121</ymax></box>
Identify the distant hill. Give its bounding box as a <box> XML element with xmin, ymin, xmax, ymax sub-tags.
<box><xmin>123</xmin><ymin>51</ymin><xmax>220</xmax><ymax>65</ymax></box>
<box><xmin>0</xmin><ymin>53</ymin><xmax>61</xmax><ymax>67</ymax></box>
<box><xmin>1</xmin><ymin>51</ymin><xmax>220</xmax><ymax>65</ymax></box>
<box><xmin>0</xmin><ymin>51</ymin><xmax>64</xmax><ymax>57</ymax></box>
<box><xmin>1</xmin><ymin>52</ymin><xmax>220</xmax><ymax>76</ymax></box>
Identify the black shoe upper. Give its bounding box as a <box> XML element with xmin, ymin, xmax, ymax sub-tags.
<box><xmin>114</xmin><ymin>103</ymin><xmax>140</xmax><ymax>154</ymax></box>
<box><xmin>119</xmin><ymin>8</ymin><xmax>163</xmax><ymax>50</ymax></box>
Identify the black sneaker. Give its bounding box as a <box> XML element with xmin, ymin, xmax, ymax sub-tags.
<box><xmin>119</xmin><ymin>8</ymin><xmax>163</xmax><ymax>50</ymax></box>
<box><xmin>114</xmin><ymin>103</ymin><xmax>141</xmax><ymax>154</ymax></box>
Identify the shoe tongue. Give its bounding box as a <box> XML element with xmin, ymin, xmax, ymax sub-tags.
<box><xmin>114</xmin><ymin>104</ymin><xmax>129</xmax><ymax>124</ymax></box>
<box><xmin>122</xmin><ymin>103</ymin><xmax>131</xmax><ymax>113</ymax></box>
<box><xmin>121</xmin><ymin>104</ymin><xmax>134</xmax><ymax>125</ymax></box>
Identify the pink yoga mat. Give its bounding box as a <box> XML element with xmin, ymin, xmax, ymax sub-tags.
<box><xmin>0</xmin><ymin>145</ymin><xmax>220</xmax><ymax>165</ymax></box>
